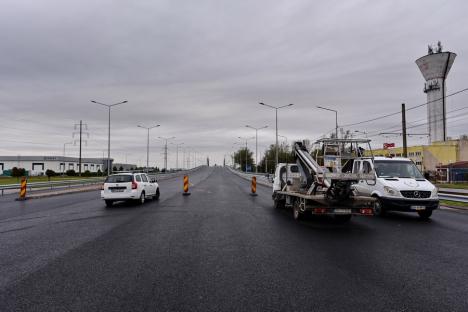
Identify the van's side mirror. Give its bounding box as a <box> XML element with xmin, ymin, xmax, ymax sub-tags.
<box><xmin>151</xmin><ymin>178</ymin><xmax>156</xmax><ymax>183</ymax></box>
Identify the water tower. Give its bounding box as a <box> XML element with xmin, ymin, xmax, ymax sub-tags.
<box><xmin>415</xmin><ymin>42</ymin><xmax>456</xmax><ymax>143</ymax></box>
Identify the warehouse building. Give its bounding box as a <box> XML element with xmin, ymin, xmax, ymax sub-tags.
<box><xmin>371</xmin><ymin>138</ymin><xmax>468</xmax><ymax>172</ymax></box>
<box><xmin>0</xmin><ymin>156</ymin><xmax>113</xmax><ymax>176</ymax></box>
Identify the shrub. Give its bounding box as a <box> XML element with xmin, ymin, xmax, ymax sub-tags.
<box><xmin>45</xmin><ymin>169</ymin><xmax>56</xmax><ymax>181</ymax></box>
<box><xmin>66</xmin><ymin>169</ymin><xmax>76</xmax><ymax>176</ymax></box>
<box><xmin>82</xmin><ymin>170</ymin><xmax>92</xmax><ymax>177</ymax></box>
<box><xmin>11</xmin><ymin>167</ymin><xmax>26</xmax><ymax>181</ymax></box>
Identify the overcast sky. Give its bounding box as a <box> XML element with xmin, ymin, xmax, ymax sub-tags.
<box><xmin>1</xmin><ymin>0</ymin><xmax>467</xmax><ymax>167</ymax></box>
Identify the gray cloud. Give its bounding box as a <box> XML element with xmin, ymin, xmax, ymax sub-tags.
<box><xmin>1</xmin><ymin>0</ymin><xmax>467</xmax><ymax>166</ymax></box>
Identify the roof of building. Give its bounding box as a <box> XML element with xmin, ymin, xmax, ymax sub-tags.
<box><xmin>437</xmin><ymin>161</ymin><xmax>468</xmax><ymax>169</ymax></box>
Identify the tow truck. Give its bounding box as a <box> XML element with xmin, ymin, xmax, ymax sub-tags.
<box><xmin>272</xmin><ymin>139</ymin><xmax>376</xmax><ymax>222</ymax></box>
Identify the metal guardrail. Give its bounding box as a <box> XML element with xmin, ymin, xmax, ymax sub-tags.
<box><xmin>0</xmin><ymin>178</ymin><xmax>105</xmax><ymax>196</ymax></box>
<box><xmin>0</xmin><ymin>166</ymin><xmax>205</xmax><ymax>196</ymax></box>
<box><xmin>227</xmin><ymin>167</ymin><xmax>273</xmax><ymax>187</ymax></box>
<box><xmin>439</xmin><ymin>193</ymin><xmax>468</xmax><ymax>203</ymax></box>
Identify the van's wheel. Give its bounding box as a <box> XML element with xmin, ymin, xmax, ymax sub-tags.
<box><xmin>138</xmin><ymin>192</ymin><xmax>145</xmax><ymax>205</ymax></box>
<box><xmin>373</xmin><ymin>197</ymin><xmax>386</xmax><ymax>217</ymax></box>
<box><xmin>418</xmin><ymin>209</ymin><xmax>432</xmax><ymax>220</ymax></box>
<box><xmin>293</xmin><ymin>201</ymin><xmax>304</xmax><ymax>221</ymax></box>
<box><xmin>334</xmin><ymin>214</ymin><xmax>352</xmax><ymax>223</ymax></box>
<box><xmin>153</xmin><ymin>188</ymin><xmax>160</xmax><ymax>200</ymax></box>
<box><xmin>105</xmin><ymin>200</ymin><xmax>113</xmax><ymax>208</ymax></box>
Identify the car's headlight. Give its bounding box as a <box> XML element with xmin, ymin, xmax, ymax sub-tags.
<box><xmin>384</xmin><ymin>186</ymin><xmax>400</xmax><ymax>197</ymax></box>
<box><xmin>431</xmin><ymin>187</ymin><xmax>438</xmax><ymax>198</ymax></box>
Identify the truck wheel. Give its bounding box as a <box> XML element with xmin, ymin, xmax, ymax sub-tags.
<box><xmin>418</xmin><ymin>209</ymin><xmax>432</xmax><ymax>220</ymax></box>
<box><xmin>334</xmin><ymin>214</ymin><xmax>352</xmax><ymax>223</ymax></box>
<box><xmin>105</xmin><ymin>200</ymin><xmax>113</xmax><ymax>208</ymax></box>
<box><xmin>293</xmin><ymin>202</ymin><xmax>304</xmax><ymax>221</ymax></box>
<box><xmin>373</xmin><ymin>198</ymin><xmax>386</xmax><ymax>217</ymax></box>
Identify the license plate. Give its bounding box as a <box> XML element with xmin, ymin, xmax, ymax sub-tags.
<box><xmin>411</xmin><ymin>206</ymin><xmax>426</xmax><ymax>210</ymax></box>
<box><xmin>111</xmin><ymin>189</ymin><xmax>124</xmax><ymax>192</ymax></box>
<box><xmin>334</xmin><ymin>209</ymin><xmax>351</xmax><ymax>214</ymax></box>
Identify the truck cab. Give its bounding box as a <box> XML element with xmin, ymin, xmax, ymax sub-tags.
<box><xmin>272</xmin><ymin>163</ymin><xmax>302</xmax><ymax>193</ymax></box>
<box><xmin>351</xmin><ymin>156</ymin><xmax>439</xmax><ymax>219</ymax></box>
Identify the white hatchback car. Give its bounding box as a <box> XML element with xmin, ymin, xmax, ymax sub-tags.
<box><xmin>101</xmin><ymin>173</ymin><xmax>160</xmax><ymax>207</ymax></box>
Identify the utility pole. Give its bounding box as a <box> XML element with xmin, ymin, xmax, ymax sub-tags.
<box><xmin>171</xmin><ymin>142</ymin><xmax>184</xmax><ymax>169</ymax></box>
<box><xmin>158</xmin><ymin>136</ymin><xmax>175</xmax><ymax>171</ymax></box>
<box><xmin>73</xmin><ymin>121</ymin><xmax>88</xmax><ymax>176</ymax></box>
<box><xmin>402</xmin><ymin>103</ymin><xmax>408</xmax><ymax>157</ymax></box>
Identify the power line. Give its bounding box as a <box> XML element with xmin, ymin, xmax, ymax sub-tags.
<box><xmin>365</xmin><ymin>106</ymin><xmax>468</xmax><ymax>138</ymax></box>
<box><xmin>340</xmin><ymin>87</ymin><xmax>468</xmax><ymax>128</ymax></box>
<box><xmin>368</xmin><ymin>109</ymin><xmax>468</xmax><ymax>138</ymax></box>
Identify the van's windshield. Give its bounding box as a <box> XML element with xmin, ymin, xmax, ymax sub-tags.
<box><xmin>374</xmin><ymin>160</ymin><xmax>424</xmax><ymax>179</ymax></box>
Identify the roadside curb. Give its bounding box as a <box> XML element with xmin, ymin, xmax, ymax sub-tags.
<box><xmin>440</xmin><ymin>205</ymin><xmax>468</xmax><ymax>212</ymax></box>
<box><xmin>22</xmin><ymin>185</ymin><xmax>101</xmax><ymax>200</ymax></box>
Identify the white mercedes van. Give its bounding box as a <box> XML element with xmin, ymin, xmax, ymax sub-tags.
<box><xmin>352</xmin><ymin>156</ymin><xmax>439</xmax><ymax>219</ymax></box>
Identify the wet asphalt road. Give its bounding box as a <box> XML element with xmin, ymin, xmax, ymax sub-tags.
<box><xmin>0</xmin><ymin>166</ymin><xmax>467</xmax><ymax>312</ymax></box>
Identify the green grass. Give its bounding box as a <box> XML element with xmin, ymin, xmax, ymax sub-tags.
<box><xmin>440</xmin><ymin>200</ymin><xmax>468</xmax><ymax>208</ymax></box>
<box><xmin>436</xmin><ymin>183</ymin><xmax>468</xmax><ymax>190</ymax></box>
<box><xmin>0</xmin><ymin>176</ymin><xmax>102</xmax><ymax>185</ymax></box>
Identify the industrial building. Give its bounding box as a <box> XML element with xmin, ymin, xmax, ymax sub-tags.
<box><xmin>0</xmin><ymin>156</ymin><xmax>112</xmax><ymax>176</ymax></box>
<box><xmin>372</xmin><ymin>138</ymin><xmax>468</xmax><ymax>172</ymax></box>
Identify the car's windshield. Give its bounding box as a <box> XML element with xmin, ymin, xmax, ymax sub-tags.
<box><xmin>374</xmin><ymin>160</ymin><xmax>424</xmax><ymax>179</ymax></box>
<box><xmin>105</xmin><ymin>175</ymin><xmax>133</xmax><ymax>183</ymax></box>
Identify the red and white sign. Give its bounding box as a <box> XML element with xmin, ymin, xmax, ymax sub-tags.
<box><xmin>383</xmin><ymin>143</ymin><xmax>395</xmax><ymax>149</ymax></box>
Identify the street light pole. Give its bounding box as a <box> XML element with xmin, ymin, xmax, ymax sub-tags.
<box><xmin>138</xmin><ymin>124</ymin><xmax>160</xmax><ymax>173</ymax></box>
<box><xmin>91</xmin><ymin>100</ymin><xmax>128</xmax><ymax>175</ymax></box>
<box><xmin>317</xmin><ymin>106</ymin><xmax>338</xmax><ymax>139</ymax></box>
<box><xmin>246</xmin><ymin>125</ymin><xmax>268</xmax><ymax>173</ymax></box>
<box><xmin>259</xmin><ymin>102</ymin><xmax>294</xmax><ymax>169</ymax></box>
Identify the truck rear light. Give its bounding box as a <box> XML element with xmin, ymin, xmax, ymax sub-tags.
<box><xmin>360</xmin><ymin>208</ymin><xmax>373</xmax><ymax>215</ymax></box>
<box><xmin>313</xmin><ymin>208</ymin><xmax>327</xmax><ymax>214</ymax></box>
<box><xmin>132</xmin><ymin>181</ymin><xmax>138</xmax><ymax>189</ymax></box>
